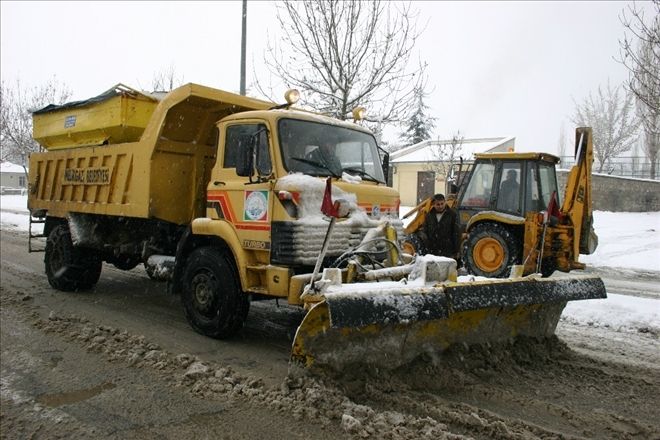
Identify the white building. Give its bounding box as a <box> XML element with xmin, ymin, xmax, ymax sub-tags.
<box><xmin>1</xmin><ymin>161</ymin><xmax>28</xmax><ymax>192</ymax></box>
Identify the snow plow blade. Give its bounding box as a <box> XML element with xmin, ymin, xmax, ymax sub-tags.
<box><xmin>291</xmin><ymin>275</ymin><xmax>606</xmax><ymax>371</ymax></box>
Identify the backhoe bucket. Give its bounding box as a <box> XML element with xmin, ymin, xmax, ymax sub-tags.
<box><xmin>291</xmin><ymin>275</ymin><xmax>606</xmax><ymax>372</ymax></box>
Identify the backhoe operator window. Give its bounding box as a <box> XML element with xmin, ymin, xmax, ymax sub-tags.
<box><xmin>462</xmin><ymin>163</ymin><xmax>495</xmax><ymax>207</ymax></box>
<box><xmin>496</xmin><ymin>163</ymin><xmax>522</xmax><ymax>214</ymax></box>
<box><xmin>531</xmin><ymin>162</ymin><xmax>560</xmax><ymax>211</ymax></box>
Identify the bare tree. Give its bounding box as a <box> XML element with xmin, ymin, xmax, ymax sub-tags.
<box><xmin>426</xmin><ymin>131</ymin><xmax>464</xmax><ymax>187</ymax></box>
<box><xmin>261</xmin><ymin>0</ymin><xmax>426</xmax><ymax>123</ymax></box>
<box><xmin>151</xmin><ymin>65</ymin><xmax>184</xmax><ymax>92</ymax></box>
<box><xmin>0</xmin><ymin>77</ymin><xmax>71</xmax><ymax>167</ymax></box>
<box><xmin>557</xmin><ymin>121</ymin><xmax>568</xmax><ymax>166</ymax></box>
<box><xmin>618</xmin><ymin>1</ymin><xmax>660</xmax><ymax>178</ymax></box>
<box><xmin>572</xmin><ymin>81</ymin><xmax>639</xmax><ymax>173</ymax></box>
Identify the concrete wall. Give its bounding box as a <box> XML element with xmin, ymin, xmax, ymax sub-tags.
<box><xmin>557</xmin><ymin>170</ymin><xmax>660</xmax><ymax>212</ymax></box>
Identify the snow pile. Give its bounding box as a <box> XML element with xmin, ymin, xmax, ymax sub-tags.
<box><xmin>1</xmin><ymin>194</ymin><xmax>28</xmax><ymax>210</ymax></box>
<box><xmin>579</xmin><ymin>211</ymin><xmax>660</xmax><ymax>272</ymax></box>
<box><xmin>561</xmin><ymin>293</ymin><xmax>659</xmax><ymax>335</ymax></box>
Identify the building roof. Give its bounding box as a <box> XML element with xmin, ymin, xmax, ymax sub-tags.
<box><xmin>390</xmin><ymin>136</ymin><xmax>515</xmax><ymax>164</ymax></box>
<box><xmin>0</xmin><ymin>161</ymin><xmax>26</xmax><ymax>173</ymax></box>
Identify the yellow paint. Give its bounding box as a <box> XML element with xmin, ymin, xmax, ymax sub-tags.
<box><xmin>474</xmin><ymin>152</ymin><xmax>560</xmax><ymax>162</ymax></box>
<box><xmin>33</xmin><ymin>88</ymin><xmax>158</xmax><ymax>149</ymax></box>
<box><xmin>473</xmin><ymin>236</ymin><xmax>505</xmax><ymax>272</ymax></box>
<box><xmin>29</xmin><ymin>84</ymin><xmax>273</xmax><ymax>225</ymax></box>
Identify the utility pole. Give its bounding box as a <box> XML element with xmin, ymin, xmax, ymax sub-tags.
<box><xmin>240</xmin><ymin>0</ymin><xmax>247</xmax><ymax>95</ymax></box>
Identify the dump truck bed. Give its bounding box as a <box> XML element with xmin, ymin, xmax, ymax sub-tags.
<box><xmin>28</xmin><ymin>84</ymin><xmax>272</xmax><ymax>225</ymax></box>
<box><xmin>32</xmin><ymin>84</ymin><xmax>160</xmax><ymax>150</ymax></box>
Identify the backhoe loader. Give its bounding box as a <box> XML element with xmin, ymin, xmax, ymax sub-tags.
<box><xmin>403</xmin><ymin>127</ymin><xmax>598</xmax><ymax>278</ymax></box>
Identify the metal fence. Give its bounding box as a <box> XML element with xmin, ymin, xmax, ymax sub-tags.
<box><xmin>559</xmin><ymin>156</ymin><xmax>659</xmax><ymax>180</ymax></box>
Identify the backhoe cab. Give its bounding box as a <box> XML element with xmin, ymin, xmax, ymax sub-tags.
<box><xmin>405</xmin><ymin>127</ymin><xmax>598</xmax><ymax>278</ymax></box>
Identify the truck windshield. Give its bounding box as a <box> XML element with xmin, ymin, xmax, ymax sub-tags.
<box><xmin>278</xmin><ymin>118</ymin><xmax>385</xmax><ymax>183</ymax></box>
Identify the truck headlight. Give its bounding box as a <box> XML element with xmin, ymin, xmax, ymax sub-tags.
<box><xmin>285</xmin><ymin>89</ymin><xmax>300</xmax><ymax>105</ymax></box>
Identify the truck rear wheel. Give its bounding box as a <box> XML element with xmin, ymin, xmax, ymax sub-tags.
<box><xmin>464</xmin><ymin>222</ymin><xmax>521</xmax><ymax>278</ymax></box>
<box><xmin>181</xmin><ymin>247</ymin><xmax>250</xmax><ymax>339</ymax></box>
<box><xmin>45</xmin><ymin>224</ymin><xmax>102</xmax><ymax>291</ymax></box>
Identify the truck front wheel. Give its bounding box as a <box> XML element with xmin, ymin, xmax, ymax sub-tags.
<box><xmin>181</xmin><ymin>247</ymin><xmax>249</xmax><ymax>339</ymax></box>
<box><xmin>45</xmin><ymin>224</ymin><xmax>102</xmax><ymax>291</ymax></box>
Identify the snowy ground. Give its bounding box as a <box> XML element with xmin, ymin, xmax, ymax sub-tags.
<box><xmin>2</xmin><ymin>195</ymin><xmax>659</xmax><ymax>337</ymax></box>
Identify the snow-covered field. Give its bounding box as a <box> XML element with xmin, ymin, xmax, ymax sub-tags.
<box><xmin>2</xmin><ymin>195</ymin><xmax>659</xmax><ymax>335</ymax></box>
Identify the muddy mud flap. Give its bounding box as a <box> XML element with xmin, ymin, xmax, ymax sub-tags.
<box><xmin>291</xmin><ymin>275</ymin><xmax>606</xmax><ymax>371</ymax></box>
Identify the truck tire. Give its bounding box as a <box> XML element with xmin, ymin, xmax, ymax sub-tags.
<box><xmin>181</xmin><ymin>247</ymin><xmax>250</xmax><ymax>339</ymax></box>
<box><xmin>45</xmin><ymin>224</ymin><xmax>102</xmax><ymax>291</ymax></box>
<box><xmin>464</xmin><ymin>222</ymin><xmax>521</xmax><ymax>278</ymax></box>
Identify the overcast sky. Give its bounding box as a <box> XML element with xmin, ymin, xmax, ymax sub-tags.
<box><xmin>1</xmin><ymin>1</ymin><xmax>653</xmax><ymax>154</ymax></box>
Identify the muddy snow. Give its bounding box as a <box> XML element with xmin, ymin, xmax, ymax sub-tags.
<box><xmin>2</xmin><ymin>201</ymin><xmax>660</xmax><ymax>438</ymax></box>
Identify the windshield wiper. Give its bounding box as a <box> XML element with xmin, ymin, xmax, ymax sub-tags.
<box><xmin>290</xmin><ymin>157</ymin><xmax>341</xmax><ymax>178</ymax></box>
<box><xmin>341</xmin><ymin>166</ymin><xmax>382</xmax><ymax>183</ymax></box>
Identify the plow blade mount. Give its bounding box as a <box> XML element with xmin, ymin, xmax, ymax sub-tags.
<box><xmin>291</xmin><ymin>275</ymin><xmax>606</xmax><ymax>371</ymax></box>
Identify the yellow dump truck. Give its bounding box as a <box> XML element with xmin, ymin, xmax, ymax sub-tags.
<box><xmin>28</xmin><ymin>83</ymin><xmax>606</xmax><ymax>371</ymax></box>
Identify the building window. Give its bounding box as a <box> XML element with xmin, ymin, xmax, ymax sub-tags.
<box><xmin>19</xmin><ymin>176</ymin><xmax>26</xmax><ymax>187</ymax></box>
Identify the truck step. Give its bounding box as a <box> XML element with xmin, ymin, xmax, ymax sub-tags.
<box><xmin>246</xmin><ymin>286</ymin><xmax>269</xmax><ymax>295</ymax></box>
<box><xmin>28</xmin><ymin>215</ymin><xmax>47</xmax><ymax>253</ymax></box>
<box><xmin>246</xmin><ymin>265</ymin><xmax>269</xmax><ymax>271</ymax></box>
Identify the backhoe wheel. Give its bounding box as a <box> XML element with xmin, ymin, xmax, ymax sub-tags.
<box><xmin>402</xmin><ymin>233</ymin><xmax>425</xmax><ymax>256</ymax></box>
<box><xmin>181</xmin><ymin>247</ymin><xmax>250</xmax><ymax>339</ymax></box>
<box><xmin>464</xmin><ymin>222</ymin><xmax>521</xmax><ymax>278</ymax></box>
<box><xmin>45</xmin><ymin>224</ymin><xmax>102</xmax><ymax>291</ymax></box>
<box><xmin>540</xmin><ymin>258</ymin><xmax>558</xmax><ymax>278</ymax></box>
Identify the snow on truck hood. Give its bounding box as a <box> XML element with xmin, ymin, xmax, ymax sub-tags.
<box><xmin>276</xmin><ymin>174</ymin><xmax>396</xmax><ymax>227</ymax></box>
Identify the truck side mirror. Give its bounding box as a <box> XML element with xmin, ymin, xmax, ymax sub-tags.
<box><xmin>381</xmin><ymin>152</ymin><xmax>389</xmax><ymax>178</ymax></box>
<box><xmin>236</xmin><ymin>135</ymin><xmax>254</xmax><ymax>177</ymax></box>
<box><xmin>255</xmin><ymin>130</ymin><xmax>272</xmax><ymax>177</ymax></box>
<box><xmin>380</xmin><ymin>150</ymin><xmax>391</xmax><ymax>186</ymax></box>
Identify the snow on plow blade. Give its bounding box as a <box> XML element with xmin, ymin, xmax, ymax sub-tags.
<box><xmin>291</xmin><ymin>275</ymin><xmax>606</xmax><ymax>371</ymax></box>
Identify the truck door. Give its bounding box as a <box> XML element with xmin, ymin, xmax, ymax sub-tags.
<box><xmin>209</xmin><ymin>122</ymin><xmax>273</xmax><ymax>256</ymax></box>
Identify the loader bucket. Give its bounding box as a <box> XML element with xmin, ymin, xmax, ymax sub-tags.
<box><xmin>291</xmin><ymin>275</ymin><xmax>606</xmax><ymax>372</ymax></box>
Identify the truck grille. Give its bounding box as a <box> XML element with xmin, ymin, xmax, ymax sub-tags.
<box><xmin>271</xmin><ymin>219</ymin><xmax>404</xmax><ymax>267</ymax></box>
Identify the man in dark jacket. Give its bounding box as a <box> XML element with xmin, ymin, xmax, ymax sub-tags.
<box><xmin>420</xmin><ymin>193</ymin><xmax>460</xmax><ymax>258</ymax></box>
